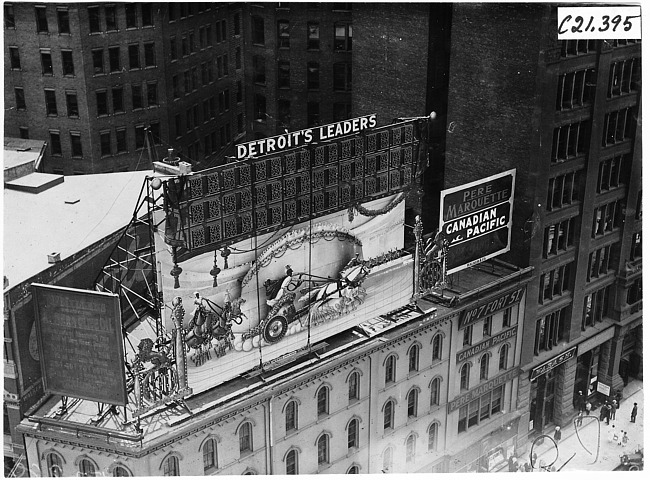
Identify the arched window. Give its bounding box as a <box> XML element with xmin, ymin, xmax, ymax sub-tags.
<box><xmin>317</xmin><ymin>385</ymin><xmax>329</xmax><ymax>416</ymax></box>
<box><xmin>347</xmin><ymin>465</ymin><xmax>360</xmax><ymax>474</ymax></box>
<box><xmin>163</xmin><ymin>456</ymin><xmax>179</xmax><ymax>476</ymax></box>
<box><xmin>430</xmin><ymin>378</ymin><xmax>441</xmax><ymax>406</ymax></box>
<box><xmin>113</xmin><ymin>465</ymin><xmax>131</xmax><ymax>477</ymax></box>
<box><xmin>79</xmin><ymin>459</ymin><xmax>96</xmax><ymax>477</ymax></box>
<box><xmin>239</xmin><ymin>422</ymin><xmax>253</xmax><ymax>454</ymax></box>
<box><xmin>317</xmin><ymin>434</ymin><xmax>329</xmax><ymax>465</ymax></box>
<box><xmin>408</xmin><ymin>344</ymin><xmax>419</xmax><ymax>372</ymax></box>
<box><xmin>406</xmin><ymin>434</ymin><xmax>416</xmax><ymax>463</ymax></box>
<box><xmin>285</xmin><ymin>400</ymin><xmax>298</xmax><ymax>432</ymax></box>
<box><xmin>285</xmin><ymin>449</ymin><xmax>298</xmax><ymax>475</ymax></box>
<box><xmin>383</xmin><ymin>400</ymin><xmax>394</xmax><ymax>430</ymax></box>
<box><xmin>382</xmin><ymin>447</ymin><xmax>393</xmax><ymax>473</ymax></box>
<box><xmin>432</xmin><ymin>333</ymin><xmax>443</xmax><ymax>361</ymax></box>
<box><xmin>428</xmin><ymin>423</ymin><xmax>439</xmax><ymax>451</ymax></box>
<box><xmin>499</xmin><ymin>344</ymin><xmax>509</xmax><ymax>370</ymax></box>
<box><xmin>385</xmin><ymin>354</ymin><xmax>396</xmax><ymax>384</ymax></box>
<box><xmin>203</xmin><ymin>438</ymin><xmax>218</xmax><ymax>472</ymax></box>
<box><xmin>348</xmin><ymin>371</ymin><xmax>360</xmax><ymax>401</ymax></box>
<box><xmin>46</xmin><ymin>453</ymin><xmax>63</xmax><ymax>477</ymax></box>
<box><xmin>407</xmin><ymin>388</ymin><xmax>418</xmax><ymax>417</ymax></box>
<box><xmin>480</xmin><ymin>353</ymin><xmax>489</xmax><ymax>380</ymax></box>
<box><xmin>460</xmin><ymin>363</ymin><xmax>470</xmax><ymax>390</ymax></box>
<box><xmin>347</xmin><ymin>418</ymin><xmax>359</xmax><ymax>449</ymax></box>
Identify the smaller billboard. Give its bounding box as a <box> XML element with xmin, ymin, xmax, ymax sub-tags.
<box><xmin>439</xmin><ymin>169</ymin><xmax>516</xmax><ymax>274</ymax></box>
<box><xmin>32</xmin><ymin>284</ymin><xmax>127</xmax><ymax>406</ymax></box>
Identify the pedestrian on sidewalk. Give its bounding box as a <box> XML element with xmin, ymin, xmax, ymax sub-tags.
<box><xmin>631</xmin><ymin>402</ymin><xmax>638</xmax><ymax>423</ymax></box>
<box><xmin>609</xmin><ymin>424</ymin><xmax>617</xmax><ymax>443</ymax></box>
<box><xmin>622</xmin><ymin>432</ymin><xmax>629</xmax><ymax>448</ymax></box>
<box><xmin>606</xmin><ymin>402</ymin><xmax>613</xmax><ymax>424</ymax></box>
<box><xmin>618</xmin><ymin>429</ymin><xmax>624</xmax><ymax>446</ymax></box>
<box><xmin>585</xmin><ymin>401</ymin><xmax>592</xmax><ymax>415</ymax></box>
<box><xmin>600</xmin><ymin>404</ymin><xmax>607</xmax><ymax>422</ymax></box>
<box><xmin>611</xmin><ymin>399</ymin><xmax>618</xmax><ymax>420</ymax></box>
<box><xmin>554</xmin><ymin>425</ymin><xmax>562</xmax><ymax>442</ymax></box>
<box><xmin>576</xmin><ymin>410</ymin><xmax>583</xmax><ymax>427</ymax></box>
<box><xmin>577</xmin><ymin>390</ymin><xmax>586</xmax><ymax>413</ymax></box>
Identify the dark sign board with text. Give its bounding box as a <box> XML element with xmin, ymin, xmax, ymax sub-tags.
<box><xmin>459</xmin><ymin>287</ymin><xmax>524</xmax><ymax>329</ymax></box>
<box><xmin>529</xmin><ymin>346</ymin><xmax>577</xmax><ymax>381</ymax></box>
<box><xmin>440</xmin><ymin>169</ymin><xmax>516</xmax><ymax>274</ymax></box>
<box><xmin>448</xmin><ymin>367</ymin><xmax>520</xmax><ymax>413</ymax></box>
<box><xmin>32</xmin><ymin>284</ymin><xmax>127</xmax><ymax>406</ymax></box>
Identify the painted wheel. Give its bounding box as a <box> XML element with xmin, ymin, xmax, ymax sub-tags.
<box><xmin>263</xmin><ymin>315</ymin><xmax>289</xmax><ymax>343</ymax></box>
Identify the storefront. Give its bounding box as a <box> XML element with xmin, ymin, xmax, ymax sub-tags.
<box><xmin>574</xmin><ymin>345</ymin><xmax>601</xmax><ymax>402</ymax></box>
<box><xmin>619</xmin><ymin>324</ymin><xmax>643</xmax><ymax>385</ymax></box>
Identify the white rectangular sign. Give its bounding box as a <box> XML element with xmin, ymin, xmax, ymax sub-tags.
<box><xmin>557</xmin><ymin>6</ymin><xmax>641</xmax><ymax>39</ymax></box>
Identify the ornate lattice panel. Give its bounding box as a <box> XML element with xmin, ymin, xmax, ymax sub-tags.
<box><xmin>168</xmin><ymin>120</ymin><xmax>423</xmax><ymax>261</ymax></box>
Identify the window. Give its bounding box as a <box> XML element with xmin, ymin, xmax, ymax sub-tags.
<box><xmin>406</xmin><ymin>434</ymin><xmax>416</xmax><ymax>463</ymax></box>
<box><xmin>234</xmin><ymin>12</ymin><xmax>240</xmax><ymax>35</ymax></box>
<box><xmin>384</xmin><ymin>355</ymin><xmax>396</xmax><ymax>384</ymax></box>
<box><xmin>108</xmin><ymin>46</ymin><xmax>121</xmax><ymax>73</ymax></box>
<box><xmin>239</xmin><ymin>422</ymin><xmax>252</xmax><ymax>453</ymax></box>
<box><xmin>383</xmin><ymin>400</ymin><xmax>394</xmax><ymax>430</ymax></box>
<box><xmin>104</xmin><ymin>5</ymin><xmax>117</xmax><ymax>31</ymax></box>
<box><xmin>116</xmin><ymin>128</ymin><xmax>127</xmax><ymax>153</ymax></box>
<box><xmin>132</xmin><ymin>84</ymin><xmax>143</xmax><ymax>110</ymax></box>
<box><xmin>334</xmin><ymin>23</ymin><xmax>352</xmax><ymax>51</ymax></box>
<box><xmin>307</xmin><ymin>102</ymin><xmax>320</xmax><ymax>127</ymax></box>
<box><xmin>14</xmin><ymin>88</ymin><xmax>26</xmax><ymax>110</ymax></box>
<box><xmin>253</xmin><ymin>55</ymin><xmax>266</xmax><ymax>84</ymax></box>
<box><xmin>587</xmin><ymin>244</ymin><xmax>615</xmax><ymax>281</ymax></box>
<box><xmin>462</xmin><ymin>324</ymin><xmax>473</xmax><ymax>347</ymax></box>
<box><xmin>317</xmin><ymin>386</ymin><xmax>329</xmax><ymax>416</ymax></box>
<box><xmin>308</xmin><ymin>22</ymin><xmax>319</xmax><ymax>49</ymax></box>
<box><xmin>254</xmin><ymin>94</ymin><xmax>267</xmax><ymax>120</ymax></box>
<box><xmin>169</xmin><ymin>36</ymin><xmax>177</xmax><ymax>61</ymax></box>
<box><xmin>428</xmin><ymin>423</ymin><xmax>439</xmax><ymax>451</ymax></box>
<box><xmin>149</xmin><ymin>122</ymin><xmax>161</xmax><ymax>146</ymax></box>
<box><xmin>278</xmin><ymin>61</ymin><xmax>290</xmax><ymax>88</ymax></box>
<box><xmin>317</xmin><ymin>434</ymin><xmax>329</xmax><ymax>465</ymax></box>
<box><xmin>191</xmin><ymin>66</ymin><xmax>198</xmax><ymax>90</ymax></box>
<box><xmin>430</xmin><ymin>378</ymin><xmax>441</xmax><ymax>406</ymax></box>
<box><xmin>626</xmin><ymin>278</ymin><xmax>642</xmax><ymax>306</ymax></box>
<box><xmin>498</xmin><ymin>344</ymin><xmax>509</xmax><ymax>370</ymax></box>
<box><xmin>278</xmin><ymin>20</ymin><xmax>290</xmax><ymax>48</ymax></box>
<box><xmin>603</xmin><ymin>108</ymin><xmax>635</xmax><ymax>146</ymax></box>
<box><xmin>544</xmin><ymin>217</ymin><xmax>576</xmax><ymax>257</ymax></box>
<box><xmin>66</xmin><ymin>92</ymin><xmax>78</xmax><ymax>117</ymax></box>
<box><xmin>236</xmin><ymin>81</ymin><xmax>242</xmax><ymax>103</ymax></box>
<box><xmin>382</xmin><ymin>447</ymin><xmax>393</xmax><ymax>473</ymax></box>
<box><xmin>534</xmin><ymin>306</ymin><xmax>569</xmax><ymax>355</ymax></box>
<box><xmin>539</xmin><ymin>262</ymin><xmax>572</xmax><ymax>302</ymax></box>
<box><xmin>203</xmin><ymin>438</ymin><xmax>218</xmax><ymax>472</ymax></box>
<box><xmin>286</xmin><ymin>449</ymin><xmax>298</xmax><ymax>475</ymax></box>
<box><xmin>144</xmin><ymin>43</ymin><xmax>155</xmax><ymax>67</ymax></box>
<box><xmin>147</xmin><ymin>82</ymin><xmax>158</xmax><ymax>106</ymax></box>
<box><xmin>49</xmin><ymin>131</ymin><xmax>62</xmax><ymax>156</ymax></box>
<box><xmin>87</xmin><ymin>6</ymin><xmax>101</xmax><ymax>33</ymax></box>
<box><xmin>583</xmin><ymin>286</ymin><xmax>610</xmax><ymax>328</ymax></box>
<box><xmin>189</xmin><ymin>31</ymin><xmax>195</xmax><ymax>53</ymax></box>
<box><xmin>96</xmin><ymin>90</ymin><xmax>108</xmax><ymax>115</ymax></box>
<box><xmin>479</xmin><ymin>353</ymin><xmax>489</xmax><ymax>380</ymax></box>
<box><xmin>592</xmin><ymin>200</ymin><xmax>622</xmax><ymax>237</ymax></box>
<box><xmin>482</xmin><ymin>316</ymin><xmax>492</xmax><ymax>337</ymax></box>
<box><xmin>560</xmin><ymin>39</ymin><xmax>596</xmax><ymax>57</ymax></box>
<box><xmin>79</xmin><ymin>459</ymin><xmax>96</xmax><ymax>477</ymax></box>
<box><xmin>551</xmin><ymin>121</ymin><xmax>588</xmax><ymax>163</ymax></box>
<box><xmin>408</xmin><ymin>344</ymin><xmax>419</xmax><ymax>372</ymax></box>
<box><xmin>407</xmin><ymin>389</ymin><xmax>418</xmax><ymax>417</ymax></box>
<box><xmin>556</xmin><ymin>68</ymin><xmax>596</xmax><ymax>110</ymax></box>
<box><xmin>92</xmin><ymin>49</ymin><xmax>104</xmax><ymax>74</ymax></box>
<box><xmin>432</xmin><ymin>333</ymin><xmax>443</xmax><ymax>361</ymax></box>
<box><xmin>134</xmin><ymin>125</ymin><xmax>145</xmax><ymax>149</ymax></box>
<box><xmin>458</xmin><ymin>386</ymin><xmax>504</xmax><ymax>433</ymax></box>
<box><xmin>307</xmin><ymin>62</ymin><xmax>320</xmax><ymax>89</ymax></box>
<box><xmin>9</xmin><ymin>46</ymin><xmax>20</xmax><ymax>69</ymax></box>
<box><xmin>112</xmin><ymin>87</ymin><xmax>124</xmax><ymax>113</ymax></box>
<box><xmin>278</xmin><ymin>99</ymin><xmax>291</xmax><ymax>127</ymax></box>
<box><xmin>252</xmin><ymin>16</ymin><xmax>264</xmax><ymax>44</ymax></box>
<box><xmin>41</xmin><ymin>50</ymin><xmax>53</xmax><ymax>75</ymax></box>
<box><xmin>347</xmin><ymin>418</ymin><xmax>359</xmax><ymax>449</ymax></box>
<box><xmin>4</xmin><ymin>4</ymin><xmax>15</xmax><ymax>28</ymax></box>
<box><xmin>460</xmin><ymin>363</ymin><xmax>470</xmax><ymax>390</ymax></box>
<box><xmin>19</xmin><ymin>127</ymin><xmax>29</xmax><ymax>139</ymax></box>
<box><xmin>547</xmin><ymin>171</ymin><xmax>579</xmax><ymax>210</ymax></box>
<box><xmin>57</xmin><ymin>8</ymin><xmax>70</xmax><ymax>33</ymax></box>
<box><xmin>62</xmin><ymin>50</ymin><xmax>75</xmax><ymax>75</ymax></box>
<box><xmin>333</xmin><ymin>62</ymin><xmax>352</xmax><ymax>91</ymax></box>
<box><xmin>113</xmin><ymin>466</ymin><xmax>129</xmax><ymax>477</ymax></box>
<box><xmin>141</xmin><ymin>3</ymin><xmax>153</xmax><ymax>27</ymax></box>
<box><xmin>174</xmin><ymin>114</ymin><xmax>182</xmax><ymax>138</ymax></box>
<box><xmin>100</xmin><ymin>131</ymin><xmax>112</xmax><ymax>157</ymax></box>
<box><xmin>163</xmin><ymin>456</ymin><xmax>179</xmax><ymax>476</ymax></box>
<box><xmin>35</xmin><ymin>5</ymin><xmax>48</xmax><ymax>33</ymax></box>
<box><xmin>125</xmin><ymin>3</ymin><xmax>137</xmax><ymax>28</ymax></box>
<box><xmin>502</xmin><ymin>308</ymin><xmax>511</xmax><ymax>328</ymax></box>
<box><xmin>608</xmin><ymin>58</ymin><xmax>640</xmax><ymax>97</ymax></box>
<box><xmin>347</xmin><ymin>465</ymin><xmax>359</xmax><ymax>474</ymax></box>
<box><xmin>598</xmin><ymin>155</ymin><xmax>625</xmax><ymax>192</ymax></box>
<box><xmin>128</xmin><ymin>44</ymin><xmax>140</xmax><ymax>69</ymax></box>
<box><xmin>44</xmin><ymin>89</ymin><xmax>58</xmax><ymax>116</ymax></box>
<box><xmin>46</xmin><ymin>453</ymin><xmax>63</xmax><ymax>477</ymax></box>
<box><xmin>348</xmin><ymin>371</ymin><xmax>359</xmax><ymax>401</ymax></box>
<box><xmin>630</xmin><ymin>231</ymin><xmax>642</xmax><ymax>260</ymax></box>
<box><xmin>285</xmin><ymin>400</ymin><xmax>297</xmax><ymax>432</ymax></box>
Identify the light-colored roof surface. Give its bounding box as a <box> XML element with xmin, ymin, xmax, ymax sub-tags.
<box><xmin>3</xmin><ymin>171</ymin><xmax>152</xmax><ymax>290</ymax></box>
<box><xmin>3</xmin><ymin>138</ymin><xmax>45</xmax><ymax>170</ymax></box>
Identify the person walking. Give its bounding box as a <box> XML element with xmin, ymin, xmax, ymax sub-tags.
<box><xmin>576</xmin><ymin>410</ymin><xmax>583</xmax><ymax>427</ymax></box>
<box><xmin>610</xmin><ymin>425</ymin><xmax>618</xmax><ymax>444</ymax></box>
<box><xmin>554</xmin><ymin>425</ymin><xmax>562</xmax><ymax>442</ymax></box>
<box><xmin>622</xmin><ymin>432</ymin><xmax>629</xmax><ymax>448</ymax></box>
<box><xmin>611</xmin><ymin>399</ymin><xmax>617</xmax><ymax>420</ymax></box>
<box><xmin>585</xmin><ymin>401</ymin><xmax>592</xmax><ymax>415</ymax></box>
<box><xmin>631</xmin><ymin>402</ymin><xmax>638</xmax><ymax>423</ymax></box>
<box><xmin>605</xmin><ymin>402</ymin><xmax>612</xmax><ymax>424</ymax></box>
<box><xmin>618</xmin><ymin>429</ymin><xmax>624</xmax><ymax>446</ymax></box>
<box><xmin>576</xmin><ymin>390</ymin><xmax>586</xmax><ymax>413</ymax></box>
<box><xmin>600</xmin><ymin>404</ymin><xmax>607</xmax><ymax>422</ymax></box>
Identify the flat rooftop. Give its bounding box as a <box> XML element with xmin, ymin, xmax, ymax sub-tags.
<box><xmin>3</xmin><ymin>137</ymin><xmax>45</xmax><ymax>171</ymax></box>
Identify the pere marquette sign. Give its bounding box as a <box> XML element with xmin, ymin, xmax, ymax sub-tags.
<box><xmin>32</xmin><ymin>284</ymin><xmax>127</xmax><ymax>406</ymax></box>
<box><xmin>439</xmin><ymin>169</ymin><xmax>516</xmax><ymax>274</ymax></box>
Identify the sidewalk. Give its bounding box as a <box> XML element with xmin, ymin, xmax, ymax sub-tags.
<box><xmin>530</xmin><ymin>379</ymin><xmax>644</xmax><ymax>472</ymax></box>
